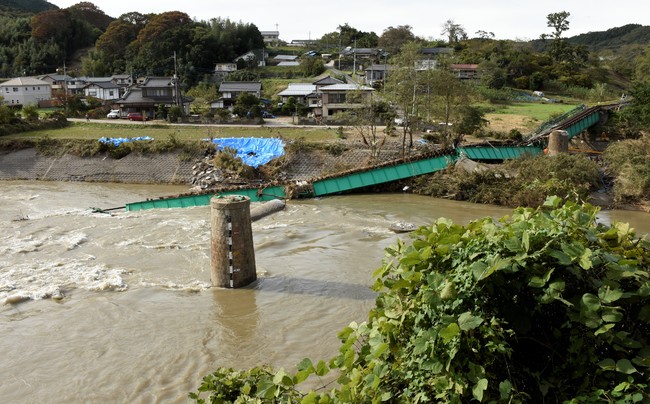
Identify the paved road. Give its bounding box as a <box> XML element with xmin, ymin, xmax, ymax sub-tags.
<box><xmin>68</xmin><ymin>116</ymin><xmax>327</xmax><ymax>129</ymax></box>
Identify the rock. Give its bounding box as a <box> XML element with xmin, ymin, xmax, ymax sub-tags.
<box><xmin>389</xmin><ymin>222</ymin><xmax>418</xmax><ymax>233</ymax></box>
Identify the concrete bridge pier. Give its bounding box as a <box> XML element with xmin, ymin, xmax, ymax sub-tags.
<box><xmin>210</xmin><ymin>195</ymin><xmax>257</xmax><ymax>288</ymax></box>
<box><xmin>548</xmin><ymin>130</ymin><xmax>569</xmax><ymax>156</ymax></box>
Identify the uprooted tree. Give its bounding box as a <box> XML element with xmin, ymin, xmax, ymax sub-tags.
<box><xmin>191</xmin><ymin>197</ymin><xmax>650</xmax><ymax>403</ymax></box>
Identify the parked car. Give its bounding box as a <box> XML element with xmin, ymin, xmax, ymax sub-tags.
<box><xmin>262</xmin><ymin>111</ymin><xmax>275</xmax><ymax>118</ymax></box>
<box><xmin>106</xmin><ymin>110</ymin><xmax>120</xmax><ymax>119</ymax></box>
<box><xmin>127</xmin><ymin>112</ymin><xmax>147</xmax><ymax>121</ymax></box>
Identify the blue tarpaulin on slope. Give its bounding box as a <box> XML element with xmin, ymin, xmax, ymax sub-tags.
<box><xmin>210</xmin><ymin>137</ymin><xmax>285</xmax><ymax>168</ymax></box>
<box><xmin>98</xmin><ymin>136</ymin><xmax>154</xmax><ymax>147</ymax></box>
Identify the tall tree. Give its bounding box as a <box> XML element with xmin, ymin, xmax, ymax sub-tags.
<box><xmin>441</xmin><ymin>19</ymin><xmax>467</xmax><ymax>44</ymax></box>
<box><xmin>634</xmin><ymin>44</ymin><xmax>650</xmax><ymax>82</ymax></box>
<box><xmin>384</xmin><ymin>41</ymin><xmax>422</xmax><ymax>156</ymax></box>
<box><xmin>378</xmin><ymin>25</ymin><xmax>416</xmax><ymax>54</ymax></box>
<box><xmin>540</xmin><ymin>11</ymin><xmax>571</xmax><ymax>62</ymax></box>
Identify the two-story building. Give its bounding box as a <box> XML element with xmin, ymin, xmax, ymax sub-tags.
<box><xmin>450</xmin><ymin>64</ymin><xmax>479</xmax><ymax>80</ymax></box>
<box><xmin>364</xmin><ymin>64</ymin><xmax>391</xmax><ymax>87</ymax></box>
<box><xmin>211</xmin><ymin>81</ymin><xmax>262</xmax><ymax>110</ymax></box>
<box><xmin>82</xmin><ymin>80</ymin><xmax>124</xmax><ymax>101</ymax></box>
<box><xmin>0</xmin><ymin>77</ymin><xmax>51</xmax><ymax>106</ymax></box>
<box><xmin>214</xmin><ymin>63</ymin><xmax>238</xmax><ymax>81</ymax></box>
<box><xmin>260</xmin><ymin>30</ymin><xmax>280</xmax><ymax>46</ymax></box>
<box><xmin>38</xmin><ymin>74</ymin><xmax>72</xmax><ymax>96</ymax></box>
<box><xmin>115</xmin><ymin>76</ymin><xmax>192</xmax><ymax>118</ymax></box>
<box><xmin>318</xmin><ymin>83</ymin><xmax>374</xmax><ymax>118</ymax></box>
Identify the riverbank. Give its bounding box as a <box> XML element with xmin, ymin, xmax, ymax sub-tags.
<box><xmin>0</xmin><ymin>134</ymin><xmax>647</xmax><ymax>213</ymax></box>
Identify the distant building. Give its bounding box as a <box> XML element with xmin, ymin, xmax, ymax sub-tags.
<box><xmin>289</xmin><ymin>39</ymin><xmax>318</xmax><ymax>47</ymax></box>
<box><xmin>318</xmin><ymin>83</ymin><xmax>373</xmax><ymax>118</ymax></box>
<box><xmin>116</xmin><ymin>77</ymin><xmax>193</xmax><ymax>117</ymax></box>
<box><xmin>364</xmin><ymin>64</ymin><xmax>392</xmax><ymax>86</ymax></box>
<box><xmin>260</xmin><ymin>30</ymin><xmax>280</xmax><ymax>46</ymax></box>
<box><xmin>37</xmin><ymin>74</ymin><xmax>72</xmax><ymax>96</ymax></box>
<box><xmin>0</xmin><ymin>77</ymin><xmax>51</xmax><ymax>106</ymax></box>
<box><xmin>214</xmin><ymin>63</ymin><xmax>238</xmax><ymax>81</ymax></box>
<box><xmin>212</xmin><ymin>81</ymin><xmax>262</xmax><ymax>109</ymax></box>
<box><xmin>418</xmin><ymin>47</ymin><xmax>453</xmax><ymax>70</ymax></box>
<box><xmin>450</xmin><ymin>64</ymin><xmax>479</xmax><ymax>80</ymax></box>
<box><xmin>82</xmin><ymin>81</ymin><xmax>123</xmax><ymax>101</ymax></box>
<box><xmin>235</xmin><ymin>49</ymin><xmax>268</xmax><ymax>67</ymax></box>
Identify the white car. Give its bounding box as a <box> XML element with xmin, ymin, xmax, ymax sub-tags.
<box><xmin>106</xmin><ymin>110</ymin><xmax>120</xmax><ymax>119</ymax></box>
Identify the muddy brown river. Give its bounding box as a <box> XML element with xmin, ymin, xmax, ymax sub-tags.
<box><xmin>1</xmin><ymin>181</ymin><xmax>648</xmax><ymax>403</ymax></box>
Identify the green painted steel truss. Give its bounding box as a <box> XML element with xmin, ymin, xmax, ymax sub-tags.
<box><xmin>125</xmin><ymin>186</ymin><xmax>286</xmax><ymax>211</ymax></box>
<box><xmin>123</xmin><ymin>146</ymin><xmax>543</xmax><ymax>211</ymax></box>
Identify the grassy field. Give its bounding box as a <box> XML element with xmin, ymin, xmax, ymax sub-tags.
<box><xmin>3</xmin><ymin>122</ymin><xmax>342</xmax><ymax>143</ymax></box>
<box><xmin>7</xmin><ymin>101</ymin><xmax>582</xmax><ymax>144</ymax></box>
<box><xmin>484</xmin><ymin>102</ymin><xmax>579</xmax><ymax>133</ymax></box>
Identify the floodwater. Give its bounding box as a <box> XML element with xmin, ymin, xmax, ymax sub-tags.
<box><xmin>1</xmin><ymin>181</ymin><xmax>648</xmax><ymax>403</ymax></box>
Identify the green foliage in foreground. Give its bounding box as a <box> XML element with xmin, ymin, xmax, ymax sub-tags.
<box><xmin>191</xmin><ymin>197</ymin><xmax>650</xmax><ymax>403</ymax></box>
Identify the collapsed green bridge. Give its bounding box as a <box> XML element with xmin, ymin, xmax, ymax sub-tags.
<box><xmin>124</xmin><ymin>145</ymin><xmax>542</xmax><ymax>212</ymax></box>
<box><xmin>123</xmin><ymin>102</ymin><xmax>617</xmax><ymax>212</ymax></box>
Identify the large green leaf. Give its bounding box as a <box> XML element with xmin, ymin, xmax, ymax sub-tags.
<box><xmin>472</xmin><ymin>378</ymin><xmax>488</xmax><ymax>401</ymax></box>
<box><xmin>598</xmin><ymin>286</ymin><xmax>624</xmax><ymax>303</ymax></box>
<box><xmin>440</xmin><ymin>323</ymin><xmax>460</xmax><ymax>344</ymax></box>
<box><xmin>616</xmin><ymin>359</ymin><xmax>638</xmax><ymax>374</ymax></box>
<box><xmin>458</xmin><ymin>312</ymin><xmax>484</xmax><ymax>331</ymax></box>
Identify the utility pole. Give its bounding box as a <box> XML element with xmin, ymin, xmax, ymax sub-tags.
<box><xmin>353</xmin><ymin>38</ymin><xmax>357</xmax><ymax>76</ymax></box>
<box><xmin>172</xmin><ymin>51</ymin><xmax>182</xmax><ymax>115</ymax></box>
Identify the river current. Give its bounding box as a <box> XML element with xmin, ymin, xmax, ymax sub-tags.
<box><xmin>1</xmin><ymin>181</ymin><xmax>648</xmax><ymax>403</ymax></box>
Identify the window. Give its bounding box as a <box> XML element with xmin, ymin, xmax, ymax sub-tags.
<box><xmin>13</xmin><ymin>88</ymin><xmax>18</xmax><ymax>92</ymax></box>
<box><xmin>329</xmin><ymin>93</ymin><xmax>346</xmax><ymax>104</ymax></box>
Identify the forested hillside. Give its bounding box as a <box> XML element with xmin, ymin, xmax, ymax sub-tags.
<box><xmin>1</xmin><ymin>2</ymin><xmax>649</xmax><ymax>94</ymax></box>
<box><xmin>569</xmin><ymin>24</ymin><xmax>650</xmax><ymax>50</ymax></box>
<box><xmin>0</xmin><ymin>2</ymin><xmax>264</xmax><ymax>87</ymax></box>
<box><xmin>0</xmin><ymin>0</ymin><xmax>57</xmax><ymax>15</ymax></box>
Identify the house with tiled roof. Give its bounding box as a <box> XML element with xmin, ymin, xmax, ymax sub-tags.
<box><xmin>82</xmin><ymin>80</ymin><xmax>123</xmax><ymax>101</ymax></box>
<box><xmin>211</xmin><ymin>81</ymin><xmax>262</xmax><ymax>110</ymax></box>
<box><xmin>1</xmin><ymin>77</ymin><xmax>51</xmax><ymax>106</ymax></box>
<box><xmin>115</xmin><ymin>77</ymin><xmax>192</xmax><ymax>118</ymax></box>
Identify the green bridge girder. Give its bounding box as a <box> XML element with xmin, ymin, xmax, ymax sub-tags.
<box><xmin>311</xmin><ymin>154</ymin><xmax>454</xmax><ymax>196</ymax></box>
<box><xmin>563</xmin><ymin>111</ymin><xmax>601</xmax><ymax>139</ymax></box>
<box><xmin>123</xmin><ymin>146</ymin><xmax>545</xmax><ymax>211</ymax></box>
<box><xmin>125</xmin><ymin>186</ymin><xmax>286</xmax><ymax>212</ymax></box>
<box><xmin>459</xmin><ymin>146</ymin><xmax>542</xmax><ymax>160</ymax></box>
<box><xmin>120</xmin><ymin>104</ymin><xmax>611</xmax><ymax>212</ymax></box>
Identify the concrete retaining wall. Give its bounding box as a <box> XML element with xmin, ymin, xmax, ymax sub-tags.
<box><xmin>0</xmin><ymin>149</ymin><xmax>194</xmax><ymax>184</ymax></box>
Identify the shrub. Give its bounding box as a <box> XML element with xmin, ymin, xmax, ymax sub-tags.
<box><xmin>414</xmin><ymin>153</ymin><xmax>601</xmax><ymax>208</ymax></box>
<box><xmin>191</xmin><ymin>198</ymin><xmax>650</xmax><ymax>403</ymax></box>
<box><xmin>603</xmin><ymin>135</ymin><xmax>650</xmax><ymax>205</ymax></box>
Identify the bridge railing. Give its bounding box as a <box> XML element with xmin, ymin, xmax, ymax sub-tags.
<box><xmin>525</xmin><ymin>104</ymin><xmax>587</xmax><ymax>141</ymax></box>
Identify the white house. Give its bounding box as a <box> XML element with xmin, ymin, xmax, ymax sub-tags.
<box><xmin>0</xmin><ymin>77</ymin><xmax>51</xmax><ymax>106</ymax></box>
<box><xmin>83</xmin><ymin>81</ymin><xmax>123</xmax><ymax>101</ymax></box>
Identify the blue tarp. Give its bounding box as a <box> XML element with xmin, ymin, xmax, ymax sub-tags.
<box><xmin>210</xmin><ymin>137</ymin><xmax>285</xmax><ymax>168</ymax></box>
<box><xmin>98</xmin><ymin>136</ymin><xmax>154</xmax><ymax>146</ymax></box>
